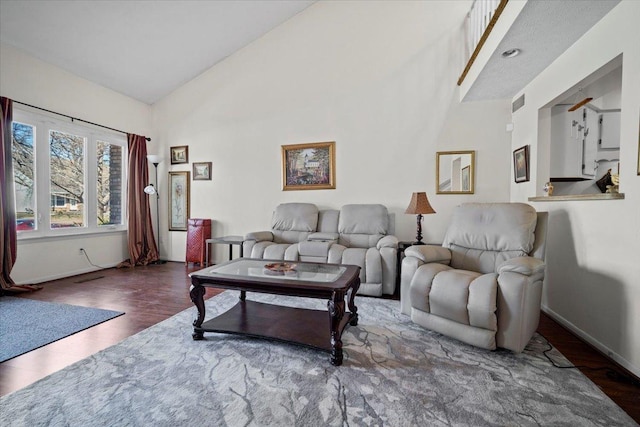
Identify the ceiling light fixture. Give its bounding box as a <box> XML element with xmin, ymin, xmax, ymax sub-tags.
<box><xmin>501</xmin><ymin>48</ymin><xmax>521</xmax><ymax>58</ymax></box>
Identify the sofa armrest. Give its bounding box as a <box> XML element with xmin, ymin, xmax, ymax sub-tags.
<box><xmin>244</xmin><ymin>231</ymin><xmax>273</xmax><ymax>242</ymax></box>
<box><xmin>498</xmin><ymin>257</ymin><xmax>545</xmax><ymax>277</ymax></box>
<box><xmin>404</xmin><ymin>245</ymin><xmax>451</xmax><ymax>265</ymax></box>
<box><xmin>308</xmin><ymin>232</ymin><xmax>339</xmax><ymax>242</ymax></box>
<box><xmin>376</xmin><ymin>235</ymin><xmax>399</xmax><ymax>250</ymax></box>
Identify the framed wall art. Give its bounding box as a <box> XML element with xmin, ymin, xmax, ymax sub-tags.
<box><xmin>193</xmin><ymin>162</ymin><xmax>212</xmax><ymax>181</ymax></box>
<box><xmin>513</xmin><ymin>145</ymin><xmax>530</xmax><ymax>183</ymax></box>
<box><xmin>282</xmin><ymin>141</ymin><xmax>336</xmax><ymax>191</ymax></box>
<box><xmin>170</xmin><ymin>145</ymin><xmax>189</xmax><ymax>164</ymax></box>
<box><xmin>169</xmin><ymin>171</ymin><xmax>190</xmax><ymax>231</ymax></box>
<box><xmin>436</xmin><ymin>150</ymin><xmax>475</xmax><ymax>194</ymax></box>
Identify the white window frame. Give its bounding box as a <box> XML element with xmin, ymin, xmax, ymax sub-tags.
<box><xmin>13</xmin><ymin>107</ymin><xmax>128</xmax><ymax>239</ymax></box>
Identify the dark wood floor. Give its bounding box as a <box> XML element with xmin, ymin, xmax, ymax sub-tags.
<box><xmin>1</xmin><ymin>262</ymin><xmax>638</xmax><ymax>423</ymax></box>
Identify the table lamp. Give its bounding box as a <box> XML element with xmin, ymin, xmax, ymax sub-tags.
<box><xmin>405</xmin><ymin>192</ymin><xmax>436</xmax><ymax>245</ymax></box>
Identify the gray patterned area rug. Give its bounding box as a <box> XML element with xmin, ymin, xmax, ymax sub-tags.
<box><xmin>0</xmin><ymin>291</ymin><xmax>635</xmax><ymax>426</ymax></box>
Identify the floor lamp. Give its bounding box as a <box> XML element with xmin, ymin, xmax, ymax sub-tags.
<box><xmin>144</xmin><ymin>154</ymin><xmax>166</xmax><ymax>264</ymax></box>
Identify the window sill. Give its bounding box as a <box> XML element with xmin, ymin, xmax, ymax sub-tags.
<box><xmin>528</xmin><ymin>193</ymin><xmax>625</xmax><ymax>202</ymax></box>
<box><xmin>17</xmin><ymin>227</ymin><xmax>127</xmax><ymax>242</ymax></box>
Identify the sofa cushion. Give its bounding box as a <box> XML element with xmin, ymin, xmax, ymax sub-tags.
<box><xmin>448</xmin><ymin>246</ymin><xmax>527</xmax><ymax>275</ymax></box>
<box><xmin>338</xmin><ymin>204</ymin><xmax>388</xmax><ymax>235</ymax></box>
<box><xmin>428</xmin><ymin>270</ymin><xmax>498</xmax><ymax>331</ymax></box>
<box><xmin>271</xmin><ymin>203</ymin><xmax>318</xmax><ymax>232</ymax></box>
<box><xmin>317</xmin><ymin>209</ymin><xmax>340</xmax><ymax>233</ymax></box>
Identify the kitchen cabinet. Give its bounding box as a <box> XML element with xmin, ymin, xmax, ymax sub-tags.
<box><xmin>599</xmin><ymin>111</ymin><xmax>621</xmax><ymax>149</ymax></box>
<box><xmin>550</xmin><ymin>105</ymin><xmax>599</xmax><ymax>180</ymax></box>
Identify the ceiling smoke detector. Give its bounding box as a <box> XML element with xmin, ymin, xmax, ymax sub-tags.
<box><xmin>501</xmin><ymin>48</ymin><xmax>521</xmax><ymax>58</ymax></box>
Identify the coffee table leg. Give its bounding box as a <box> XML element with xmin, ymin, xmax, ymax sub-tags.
<box><xmin>189</xmin><ymin>283</ymin><xmax>206</xmax><ymax>340</ymax></box>
<box><xmin>328</xmin><ymin>291</ymin><xmax>345</xmax><ymax>366</ymax></box>
<box><xmin>348</xmin><ymin>278</ymin><xmax>360</xmax><ymax>326</ymax></box>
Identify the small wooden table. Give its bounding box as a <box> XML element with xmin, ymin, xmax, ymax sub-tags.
<box><xmin>189</xmin><ymin>259</ymin><xmax>361</xmax><ymax>366</ymax></box>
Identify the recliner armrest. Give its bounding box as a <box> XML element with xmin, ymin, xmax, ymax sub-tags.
<box><xmin>308</xmin><ymin>232</ymin><xmax>339</xmax><ymax>242</ymax></box>
<box><xmin>376</xmin><ymin>235</ymin><xmax>399</xmax><ymax>250</ymax></box>
<box><xmin>404</xmin><ymin>245</ymin><xmax>451</xmax><ymax>264</ymax></box>
<box><xmin>497</xmin><ymin>256</ymin><xmax>545</xmax><ymax>277</ymax></box>
<box><xmin>244</xmin><ymin>231</ymin><xmax>274</xmax><ymax>242</ymax></box>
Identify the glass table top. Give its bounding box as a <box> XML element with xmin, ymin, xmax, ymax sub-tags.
<box><xmin>191</xmin><ymin>259</ymin><xmax>347</xmax><ymax>283</ymax></box>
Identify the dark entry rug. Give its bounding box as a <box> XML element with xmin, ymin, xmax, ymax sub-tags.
<box><xmin>0</xmin><ymin>297</ymin><xmax>124</xmax><ymax>362</ymax></box>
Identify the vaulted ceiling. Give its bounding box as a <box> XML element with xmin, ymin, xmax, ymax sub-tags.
<box><xmin>0</xmin><ymin>1</ymin><xmax>621</xmax><ymax>105</ymax></box>
<box><xmin>0</xmin><ymin>0</ymin><xmax>315</xmax><ymax>104</ymax></box>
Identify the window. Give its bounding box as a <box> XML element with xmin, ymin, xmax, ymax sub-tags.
<box><xmin>49</xmin><ymin>129</ymin><xmax>85</xmax><ymax>228</ymax></box>
<box><xmin>97</xmin><ymin>141</ymin><xmax>124</xmax><ymax>226</ymax></box>
<box><xmin>12</xmin><ymin>121</ymin><xmax>36</xmax><ymax>231</ymax></box>
<box><xmin>11</xmin><ymin>108</ymin><xmax>127</xmax><ymax>237</ymax></box>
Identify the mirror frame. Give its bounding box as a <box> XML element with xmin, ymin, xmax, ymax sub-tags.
<box><xmin>436</xmin><ymin>150</ymin><xmax>476</xmax><ymax>195</ymax></box>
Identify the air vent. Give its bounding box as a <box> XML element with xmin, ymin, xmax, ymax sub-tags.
<box><xmin>512</xmin><ymin>94</ymin><xmax>525</xmax><ymax>112</ymax></box>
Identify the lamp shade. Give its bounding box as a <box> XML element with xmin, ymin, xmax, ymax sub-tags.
<box><xmin>405</xmin><ymin>192</ymin><xmax>436</xmax><ymax>215</ymax></box>
<box><xmin>147</xmin><ymin>154</ymin><xmax>162</xmax><ymax>165</ymax></box>
<box><xmin>143</xmin><ymin>184</ymin><xmax>157</xmax><ymax>195</ymax></box>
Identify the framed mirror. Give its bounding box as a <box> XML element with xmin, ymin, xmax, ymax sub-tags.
<box><xmin>436</xmin><ymin>150</ymin><xmax>475</xmax><ymax>194</ymax></box>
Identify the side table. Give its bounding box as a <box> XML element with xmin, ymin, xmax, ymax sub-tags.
<box><xmin>205</xmin><ymin>235</ymin><xmax>244</xmax><ymax>266</ymax></box>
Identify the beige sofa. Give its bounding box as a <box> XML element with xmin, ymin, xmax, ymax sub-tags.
<box><xmin>400</xmin><ymin>203</ymin><xmax>548</xmax><ymax>352</ymax></box>
<box><xmin>243</xmin><ymin>203</ymin><xmax>398</xmax><ymax>296</ymax></box>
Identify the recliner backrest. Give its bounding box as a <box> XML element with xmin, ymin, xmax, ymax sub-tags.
<box><xmin>270</xmin><ymin>203</ymin><xmax>319</xmax><ymax>243</ymax></box>
<box><xmin>442</xmin><ymin>203</ymin><xmax>538</xmax><ymax>273</ymax></box>
<box><xmin>338</xmin><ymin>204</ymin><xmax>389</xmax><ymax>248</ymax></box>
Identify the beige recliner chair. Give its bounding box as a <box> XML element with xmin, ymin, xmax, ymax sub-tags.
<box><xmin>328</xmin><ymin>204</ymin><xmax>398</xmax><ymax>297</ymax></box>
<box><xmin>243</xmin><ymin>203</ymin><xmax>319</xmax><ymax>260</ymax></box>
<box><xmin>400</xmin><ymin>203</ymin><xmax>547</xmax><ymax>353</ymax></box>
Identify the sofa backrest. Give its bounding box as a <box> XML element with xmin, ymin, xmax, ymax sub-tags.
<box><xmin>270</xmin><ymin>203</ymin><xmax>318</xmax><ymax>243</ymax></box>
<box><xmin>317</xmin><ymin>209</ymin><xmax>340</xmax><ymax>234</ymax></box>
<box><xmin>338</xmin><ymin>204</ymin><xmax>390</xmax><ymax>248</ymax></box>
<box><xmin>442</xmin><ymin>203</ymin><xmax>538</xmax><ymax>273</ymax></box>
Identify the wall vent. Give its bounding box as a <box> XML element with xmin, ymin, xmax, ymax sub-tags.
<box><xmin>512</xmin><ymin>94</ymin><xmax>525</xmax><ymax>112</ymax></box>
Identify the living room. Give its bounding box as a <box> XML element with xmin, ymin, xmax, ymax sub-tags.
<box><xmin>1</xmin><ymin>0</ymin><xmax>639</xmax><ymax>425</ymax></box>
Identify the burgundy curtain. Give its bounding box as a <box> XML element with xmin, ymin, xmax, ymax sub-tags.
<box><xmin>0</xmin><ymin>97</ymin><xmax>17</xmax><ymax>291</ymax></box>
<box><xmin>120</xmin><ymin>133</ymin><xmax>159</xmax><ymax>267</ymax></box>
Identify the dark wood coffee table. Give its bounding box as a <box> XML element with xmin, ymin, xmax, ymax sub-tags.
<box><xmin>189</xmin><ymin>258</ymin><xmax>361</xmax><ymax>366</ymax></box>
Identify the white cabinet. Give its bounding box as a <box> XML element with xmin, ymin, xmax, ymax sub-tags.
<box><xmin>599</xmin><ymin>111</ymin><xmax>621</xmax><ymax>149</ymax></box>
<box><xmin>550</xmin><ymin>105</ymin><xmax>598</xmax><ymax>180</ymax></box>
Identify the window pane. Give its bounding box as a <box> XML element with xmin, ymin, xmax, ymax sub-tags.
<box><xmin>50</xmin><ymin>130</ymin><xmax>85</xmax><ymax>228</ymax></box>
<box><xmin>12</xmin><ymin>122</ymin><xmax>36</xmax><ymax>231</ymax></box>
<box><xmin>97</xmin><ymin>141</ymin><xmax>123</xmax><ymax>226</ymax></box>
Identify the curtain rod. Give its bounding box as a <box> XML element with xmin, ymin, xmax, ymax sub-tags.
<box><xmin>13</xmin><ymin>100</ymin><xmax>151</xmax><ymax>141</ymax></box>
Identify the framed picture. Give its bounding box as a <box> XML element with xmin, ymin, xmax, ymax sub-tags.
<box><xmin>282</xmin><ymin>141</ymin><xmax>336</xmax><ymax>191</ymax></box>
<box><xmin>170</xmin><ymin>145</ymin><xmax>189</xmax><ymax>164</ymax></box>
<box><xmin>436</xmin><ymin>150</ymin><xmax>475</xmax><ymax>194</ymax></box>
<box><xmin>193</xmin><ymin>162</ymin><xmax>212</xmax><ymax>181</ymax></box>
<box><xmin>513</xmin><ymin>145</ymin><xmax>530</xmax><ymax>183</ymax></box>
<box><xmin>168</xmin><ymin>171</ymin><xmax>190</xmax><ymax>231</ymax></box>
<box><xmin>461</xmin><ymin>165</ymin><xmax>471</xmax><ymax>191</ymax></box>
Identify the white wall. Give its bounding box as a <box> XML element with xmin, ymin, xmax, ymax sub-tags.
<box><xmin>151</xmin><ymin>0</ymin><xmax>512</xmax><ymax>263</ymax></box>
<box><xmin>0</xmin><ymin>43</ymin><xmax>152</xmax><ymax>283</ymax></box>
<box><xmin>510</xmin><ymin>1</ymin><xmax>640</xmax><ymax>376</ymax></box>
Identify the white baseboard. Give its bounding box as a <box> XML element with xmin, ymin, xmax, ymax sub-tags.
<box><xmin>16</xmin><ymin>264</ymin><xmax>117</xmax><ymax>285</ymax></box>
<box><xmin>542</xmin><ymin>305</ymin><xmax>640</xmax><ymax>379</ymax></box>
